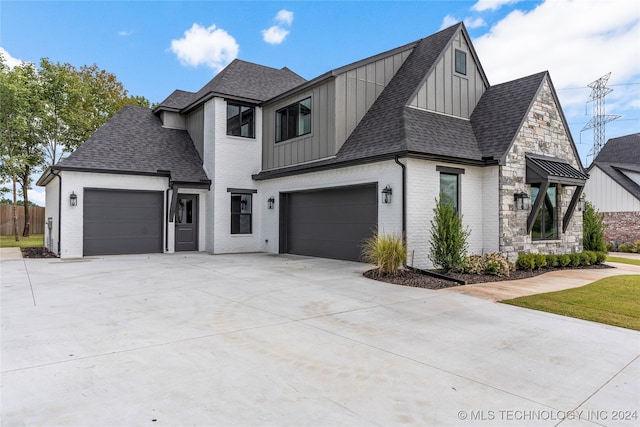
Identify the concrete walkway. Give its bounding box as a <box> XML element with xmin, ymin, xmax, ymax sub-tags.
<box><xmin>2</xmin><ymin>252</ymin><xmax>638</xmax><ymax>426</ymax></box>
<box><xmin>0</xmin><ymin>247</ymin><xmax>22</xmax><ymax>261</ymax></box>
<box><xmin>447</xmin><ymin>261</ymin><xmax>640</xmax><ymax>301</ymax></box>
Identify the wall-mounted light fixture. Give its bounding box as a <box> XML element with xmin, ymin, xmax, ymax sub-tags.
<box><xmin>267</xmin><ymin>196</ymin><xmax>275</xmax><ymax>209</ymax></box>
<box><xmin>381</xmin><ymin>185</ymin><xmax>392</xmax><ymax>204</ymax></box>
<box><xmin>578</xmin><ymin>194</ymin><xmax>586</xmax><ymax>212</ymax></box>
<box><xmin>513</xmin><ymin>191</ymin><xmax>530</xmax><ymax>211</ymax></box>
<box><xmin>69</xmin><ymin>191</ymin><xmax>78</xmax><ymax>207</ymax></box>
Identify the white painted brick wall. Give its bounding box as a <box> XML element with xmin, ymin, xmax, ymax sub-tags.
<box><xmin>257</xmin><ymin>160</ymin><xmax>404</xmax><ymax>255</ymax></box>
<box><xmin>406</xmin><ymin>158</ymin><xmax>492</xmax><ymax>269</ymax></box>
<box><xmin>58</xmin><ymin>171</ymin><xmax>168</xmax><ymax>258</ymax></box>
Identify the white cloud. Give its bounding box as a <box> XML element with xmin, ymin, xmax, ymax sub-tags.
<box><xmin>170</xmin><ymin>23</ymin><xmax>239</xmax><ymax>72</ymax></box>
<box><xmin>0</xmin><ymin>47</ymin><xmax>23</xmax><ymax>68</ymax></box>
<box><xmin>118</xmin><ymin>30</ymin><xmax>133</xmax><ymax>37</ymax></box>
<box><xmin>275</xmin><ymin>9</ymin><xmax>294</xmax><ymax>26</ymax></box>
<box><xmin>473</xmin><ymin>0</ymin><xmax>640</xmax><ymax>107</ymax></box>
<box><xmin>472</xmin><ymin>0</ymin><xmax>523</xmax><ymax>12</ymax></box>
<box><xmin>262</xmin><ymin>10</ymin><xmax>294</xmax><ymax>45</ymax></box>
<box><xmin>440</xmin><ymin>14</ymin><xmax>458</xmax><ymax>30</ymax></box>
<box><xmin>262</xmin><ymin>26</ymin><xmax>290</xmax><ymax>45</ymax></box>
<box><xmin>440</xmin><ymin>15</ymin><xmax>486</xmax><ymax>30</ymax></box>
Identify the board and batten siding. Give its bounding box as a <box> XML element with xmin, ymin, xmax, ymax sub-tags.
<box><xmin>585</xmin><ymin>167</ymin><xmax>640</xmax><ymax>212</ymax></box>
<box><xmin>262</xmin><ymin>48</ymin><xmax>413</xmax><ymax>171</ymax></box>
<box><xmin>186</xmin><ymin>106</ymin><xmax>205</xmax><ymax>160</ymax></box>
<box><xmin>409</xmin><ymin>30</ymin><xmax>486</xmax><ymax>119</ymax></box>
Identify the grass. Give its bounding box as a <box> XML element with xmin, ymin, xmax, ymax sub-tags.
<box><xmin>606</xmin><ymin>256</ymin><xmax>640</xmax><ymax>267</ymax></box>
<box><xmin>503</xmin><ymin>275</ymin><xmax>640</xmax><ymax>331</ymax></box>
<box><xmin>0</xmin><ymin>234</ymin><xmax>44</xmax><ymax>248</ymax></box>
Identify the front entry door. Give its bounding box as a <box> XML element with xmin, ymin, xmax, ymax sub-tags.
<box><xmin>175</xmin><ymin>194</ymin><xmax>198</xmax><ymax>251</ymax></box>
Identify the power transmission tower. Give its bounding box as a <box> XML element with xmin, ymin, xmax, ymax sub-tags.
<box><xmin>581</xmin><ymin>72</ymin><xmax>621</xmax><ymax>165</ymax></box>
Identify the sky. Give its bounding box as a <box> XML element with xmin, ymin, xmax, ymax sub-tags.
<box><xmin>1</xmin><ymin>0</ymin><xmax>639</xmax><ymax>207</ymax></box>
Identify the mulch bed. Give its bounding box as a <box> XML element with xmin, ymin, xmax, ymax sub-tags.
<box><xmin>364</xmin><ymin>264</ymin><xmax>613</xmax><ymax>290</ymax></box>
<box><xmin>20</xmin><ymin>247</ymin><xmax>58</xmax><ymax>258</ymax></box>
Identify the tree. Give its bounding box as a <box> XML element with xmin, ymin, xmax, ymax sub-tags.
<box><xmin>428</xmin><ymin>198</ymin><xmax>470</xmax><ymax>272</ymax></box>
<box><xmin>583</xmin><ymin>200</ymin><xmax>607</xmax><ymax>252</ymax></box>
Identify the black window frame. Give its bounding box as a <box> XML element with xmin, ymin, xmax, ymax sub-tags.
<box><xmin>437</xmin><ymin>166</ymin><xmax>465</xmax><ymax>214</ymax></box>
<box><xmin>230</xmin><ymin>193</ymin><xmax>253</xmax><ymax>234</ymax></box>
<box><xmin>531</xmin><ymin>184</ymin><xmax>558</xmax><ymax>241</ymax></box>
<box><xmin>226</xmin><ymin>102</ymin><xmax>255</xmax><ymax>139</ymax></box>
<box><xmin>455</xmin><ymin>49</ymin><xmax>467</xmax><ymax>76</ymax></box>
<box><xmin>275</xmin><ymin>97</ymin><xmax>311</xmax><ymax>143</ymax></box>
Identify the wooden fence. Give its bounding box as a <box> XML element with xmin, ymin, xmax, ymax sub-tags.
<box><xmin>0</xmin><ymin>205</ymin><xmax>46</xmax><ymax>235</ymax></box>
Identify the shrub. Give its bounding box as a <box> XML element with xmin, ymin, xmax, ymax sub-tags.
<box><xmin>594</xmin><ymin>251</ymin><xmax>606</xmax><ymax>264</ymax></box>
<box><xmin>516</xmin><ymin>253</ymin><xmax>536</xmax><ymax>271</ymax></box>
<box><xmin>362</xmin><ymin>232</ymin><xmax>407</xmax><ymax>275</ymax></box>
<box><xmin>583</xmin><ymin>250</ymin><xmax>597</xmax><ymax>265</ymax></box>
<box><xmin>634</xmin><ymin>241</ymin><xmax>640</xmax><ymax>253</ymax></box>
<box><xmin>558</xmin><ymin>254</ymin><xmax>571</xmax><ymax>267</ymax></box>
<box><xmin>428</xmin><ymin>199</ymin><xmax>470</xmax><ymax>272</ymax></box>
<box><xmin>619</xmin><ymin>243</ymin><xmax>633</xmax><ymax>253</ymax></box>
<box><xmin>580</xmin><ymin>251</ymin><xmax>592</xmax><ymax>266</ymax></box>
<box><xmin>570</xmin><ymin>253</ymin><xmax>582</xmax><ymax>267</ymax></box>
<box><xmin>483</xmin><ymin>253</ymin><xmax>514</xmax><ymax>277</ymax></box>
<box><xmin>461</xmin><ymin>254</ymin><xmax>484</xmax><ymax>275</ymax></box>
<box><xmin>534</xmin><ymin>254</ymin><xmax>548</xmax><ymax>269</ymax></box>
<box><xmin>583</xmin><ymin>200</ymin><xmax>607</xmax><ymax>253</ymax></box>
<box><xmin>545</xmin><ymin>254</ymin><xmax>559</xmax><ymax>268</ymax></box>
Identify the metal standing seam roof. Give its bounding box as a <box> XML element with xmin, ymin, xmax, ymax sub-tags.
<box><xmin>526</xmin><ymin>155</ymin><xmax>588</xmax><ymax>184</ymax></box>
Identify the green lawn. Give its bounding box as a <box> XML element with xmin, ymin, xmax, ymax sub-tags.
<box><xmin>502</xmin><ymin>275</ymin><xmax>640</xmax><ymax>331</ymax></box>
<box><xmin>606</xmin><ymin>256</ymin><xmax>640</xmax><ymax>267</ymax></box>
<box><xmin>0</xmin><ymin>234</ymin><xmax>44</xmax><ymax>248</ymax></box>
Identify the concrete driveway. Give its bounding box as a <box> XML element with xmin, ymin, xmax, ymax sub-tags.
<box><xmin>1</xmin><ymin>253</ymin><xmax>639</xmax><ymax>426</ymax></box>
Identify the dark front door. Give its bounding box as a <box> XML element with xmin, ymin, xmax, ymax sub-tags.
<box><xmin>175</xmin><ymin>194</ymin><xmax>198</xmax><ymax>251</ymax></box>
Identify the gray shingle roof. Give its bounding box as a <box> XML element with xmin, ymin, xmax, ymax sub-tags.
<box><xmin>590</xmin><ymin>133</ymin><xmax>640</xmax><ymax>201</ymax></box>
<box><xmin>157</xmin><ymin>89</ymin><xmax>197</xmax><ymax>110</ymax></box>
<box><xmin>470</xmin><ymin>71</ymin><xmax>547</xmax><ymax>161</ymax></box>
<box><xmin>54</xmin><ymin>106</ymin><xmax>210</xmax><ymax>184</ymax></box>
<box><xmin>193</xmin><ymin>59</ymin><xmax>306</xmax><ymax>103</ymax></box>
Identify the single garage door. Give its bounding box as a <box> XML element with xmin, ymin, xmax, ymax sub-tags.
<box><xmin>83</xmin><ymin>189</ymin><xmax>163</xmax><ymax>256</ymax></box>
<box><xmin>282</xmin><ymin>184</ymin><xmax>378</xmax><ymax>262</ymax></box>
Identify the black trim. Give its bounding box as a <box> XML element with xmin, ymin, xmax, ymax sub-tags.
<box><xmin>50</xmin><ymin>169</ymin><xmax>62</xmax><ymax>254</ymax></box>
<box><xmin>436</xmin><ymin>165</ymin><xmax>465</xmax><ymax>175</ymax></box>
<box><xmin>527</xmin><ymin>181</ymin><xmax>550</xmax><ymax>235</ymax></box>
<box><xmin>226</xmin><ymin>188</ymin><xmax>258</xmax><ymax>193</ymax></box>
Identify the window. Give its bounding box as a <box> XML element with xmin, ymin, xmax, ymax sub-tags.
<box><xmin>275</xmin><ymin>97</ymin><xmax>311</xmax><ymax>142</ymax></box>
<box><xmin>455</xmin><ymin>50</ymin><xmax>467</xmax><ymax>75</ymax></box>
<box><xmin>439</xmin><ymin>173</ymin><xmax>459</xmax><ymax>213</ymax></box>
<box><xmin>531</xmin><ymin>184</ymin><xmax>558</xmax><ymax>240</ymax></box>
<box><xmin>227</xmin><ymin>103</ymin><xmax>255</xmax><ymax>138</ymax></box>
<box><xmin>231</xmin><ymin>193</ymin><xmax>252</xmax><ymax>234</ymax></box>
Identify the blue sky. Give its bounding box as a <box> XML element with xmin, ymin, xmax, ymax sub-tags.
<box><xmin>1</xmin><ymin>0</ymin><xmax>639</xmax><ymax>205</ymax></box>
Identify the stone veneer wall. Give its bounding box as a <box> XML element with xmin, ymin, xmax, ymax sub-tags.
<box><xmin>499</xmin><ymin>78</ymin><xmax>584</xmax><ymax>261</ymax></box>
<box><xmin>602</xmin><ymin>211</ymin><xmax>640</xmax><ymax>246</ymax></box>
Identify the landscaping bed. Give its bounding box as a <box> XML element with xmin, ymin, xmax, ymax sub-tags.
<box><xmin>20</xmin><ymin>247</ymin><xmax>58</xmax><ymax>258</ymax></box>
<box><xmin>364</xmin><ymin>263</ymin><xmax>612</xmax><ymax>290</ymax></box>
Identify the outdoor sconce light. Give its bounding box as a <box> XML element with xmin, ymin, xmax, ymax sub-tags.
<box><xmin>267</xmin><ymin>197</ymin><xmax>275</xmax><ymax>209</ymax></box>
<box><xmin>578</xmin><ymin>194</ymin><xmax>586</xmax><ymax>212</ymax></box>
<box><xmin>381</xmin><ymin>185</ymin><xmax>392</xmax><ymax>204</ymax></box>
<box><xmin>513</xmin><ymin>191</ymin><xmax>529</xmax><ymax>211</ymax></box>
<box><xmin>69</xmin><ymin>191</ymin><xmax>78</xmax><ymax>207</ymax></box>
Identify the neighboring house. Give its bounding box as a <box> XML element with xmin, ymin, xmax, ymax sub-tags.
<box><xmin>584</xmin><ymin>133</ymin><xmax>640</xmax><ymax>246</ymax></box>
<box><xmin>37</xmin><ymin>23</ymin><xmax>588</xmax><ymax>267</ymax></box>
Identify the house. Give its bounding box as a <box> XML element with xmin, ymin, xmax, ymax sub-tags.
<box><xmin>37</xmin><ymin>23</ymin><xmax>588</xmax><ymax>267</ymax></box>
<box><xmin>584</xmin><ymin>133</ymin><xmax>640</xmax><ymax>246</ymax></box>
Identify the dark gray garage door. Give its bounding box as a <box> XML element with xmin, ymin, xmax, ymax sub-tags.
<box><xmin>83</xmin><ymin>189</ymin><xmax>163</xmax><ymax>256</ymax></box>
<box><xmin>281</xmin><ymin>184</ymin><xmax>378</xmax><ymax>262</ymax></box>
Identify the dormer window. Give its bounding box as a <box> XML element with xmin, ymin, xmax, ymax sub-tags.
<box><xmin>455</xmin><ymin>50</ymin><xmax>467</xmax><ymax>75</ymax></box>
<box><xmin>275</xmin><ymin>97</ymin><xmax>311</xmax><ymax>143</ymax></box>
<box><xmin>227</xmin><ymin>103</ymin><xmax>255</xmax><ymax>138</ymax></box>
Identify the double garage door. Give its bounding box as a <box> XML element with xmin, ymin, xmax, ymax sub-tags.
<box><xmin>83</xmin><ymin>189</ymin><xmax>163</xmax><ymax>256</ymax></box>
<box><xmin>281</xmin><ymin>184</ymin><xmax>378</xmax><ymax>262</ymax></box>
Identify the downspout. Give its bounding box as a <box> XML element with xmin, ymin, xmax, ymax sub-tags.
<box><xmin>394</xmin><ymin>155</ymin><xmax>407</xmax><ymax>244</ymax></box>
<box><xmin>50</xmin><ymin>169</ymin><xmax>62</xmax><ymax>254</ymax></box>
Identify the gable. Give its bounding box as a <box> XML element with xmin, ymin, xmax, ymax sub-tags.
<box><xmin>586</xmin><ymin>165</ymin><xmax>640</xmax><ymax>211</ymax></box>
<box><xmin>409</xmin><ymin>27</ymin><xmax>488</xmax><ymax>119</ymax></box>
